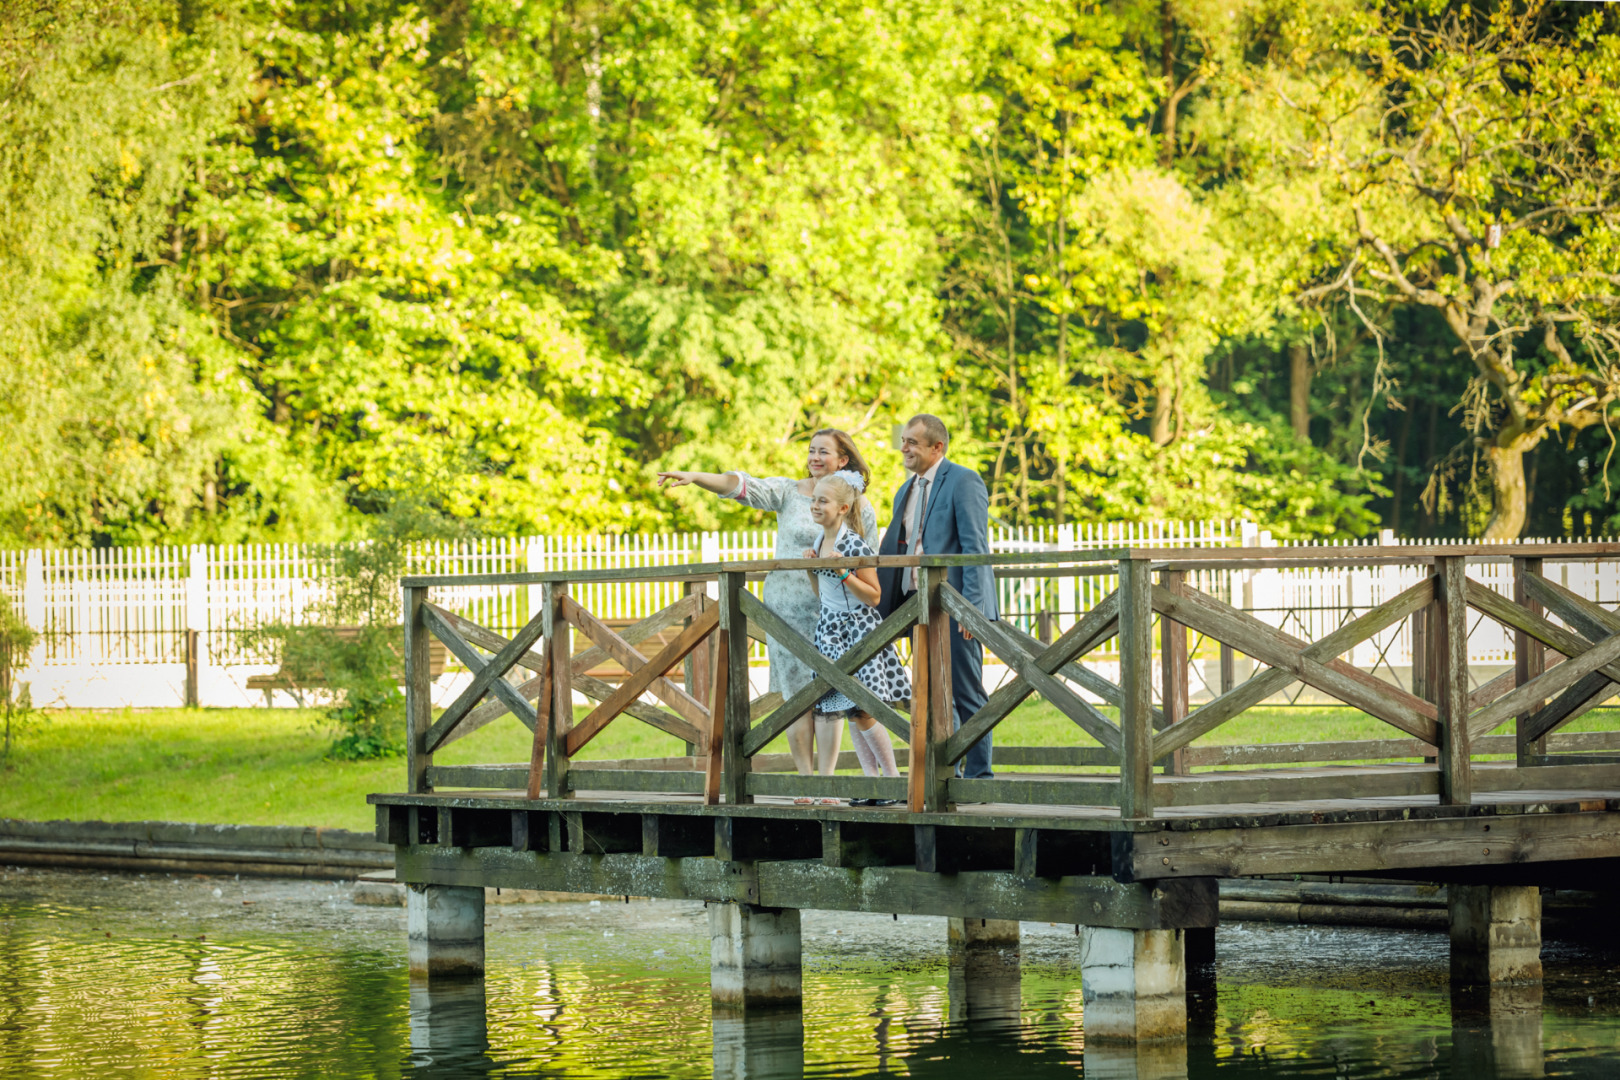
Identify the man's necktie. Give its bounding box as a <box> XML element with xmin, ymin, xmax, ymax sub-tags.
<box><xmin>905</xmin><ymin>477</ymin><xmax>929</xmax><ymax>592</ymax></box>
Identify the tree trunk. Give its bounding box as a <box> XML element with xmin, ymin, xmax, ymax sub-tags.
<box><xmin>1158</xmin><ymin>0</ymin><xmax>1177</xmax><ymax>167</ymax></box>
<box><xmin>1483</xmin><ymin>439</ymin><xmax>1530</xmax><ymax>540</ymax></box>
<box><xmin>1151</xmin><ymin>382</ymin><xmax>1174</xmax><ymax>446</ymax></box>
<box><xmin>1289</xmin><ymin>343</ymin><xmax>1310</xmax><ymax>442</ymax></box>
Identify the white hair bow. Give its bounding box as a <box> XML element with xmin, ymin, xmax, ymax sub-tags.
<box><xmin>832</xmin><ymin>469</ymin><xmax>866</xmax><ymax>493</ymax></box>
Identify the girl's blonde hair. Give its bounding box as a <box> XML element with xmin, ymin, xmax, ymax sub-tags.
<box><xmin>815</xmin><ymin>474</ymin><xmax>865</xmax><ymax>537</ymax></box>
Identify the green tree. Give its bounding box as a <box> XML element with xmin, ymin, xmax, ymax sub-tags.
<box><xmin>1297</xmin><ymin>0</ymin><xmax>1620</xmax><ymax>537</ymax></box>
<box><xmin>0</xmin><ymin>0</ymin><xmax>267</xmax><ymax>545</ymax></box>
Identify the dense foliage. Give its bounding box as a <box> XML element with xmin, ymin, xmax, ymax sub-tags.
<box><xmin>4</xmin><ymin>0</ymin><xmax>1619</xmax><ymax>544</ymax></box>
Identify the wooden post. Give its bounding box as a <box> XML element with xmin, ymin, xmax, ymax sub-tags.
<box><xmin>907</xmin><ymin>618</ymin><xmax>930</xmax><ymax>813</ymax></box>
<box><xmin>184</xmin><ymin>628</ymin><xmax>200</xmax><ymax>708</ymax></box>
<box><xmin>923</xmin><ymin>567</ymin><xmax>954</xmax><ymax>813</ymax></box>
<box><xmin>544</xmin><ymin>584</ymin><xmax>574</xmax><ymax>800</ymax></box>
<box><xmin>1037</xmin><ymin>608</ymin><xmax>1056</xmax><ymax>646</ymax></box>
<box><xmin>1159</xmin><ymin>570</ymin><xmax>1189</xmax><ymax>776</ymax></box>
<box><xmin>1514</xmin><ymin>557</ymin><xmax>1547</xmax><ymax>767</ymax></box>
<box><xmin>718</xmin><ymin>571</ymin><xmax>753</xmax><ymax>805</ymax></box>
<box><xmin>524</xmin><ymin>607</ymin><xmax>553</xmax><ymax>802</ymax></box>
<box><xmin>704</xmin><ymin>624</ymin><xmax>729</xmax><ymax>806</ymax></box>
<box><xmin>404</xmin><ymin>584</ymin><xmax>433</xmax><ymax>795</ymax></box>
<box><xmin>684</xmin><ymin>582</ymin><xmax>710</xmax><ymax>757</ymax></box>
<box><xmin>1412</xmin><ymin>603</ymin><xmax>1438</xmax><ymax>765</ymax></box>
<box><xmin>1436</xmin><ymin>556</ymin><xmax>1472</xmax><ymax>804</ymax></box>
<box><xmin>1118</xmin><ymin>558</ymin><xmax>1155</xmax><ymax>819</ymax></box>
<box><xmin>1411</xmin><ymin>605</ymin><xmax>1431</xmax><ymax>702</ymax></box>
<box><xmin>1218</xmin><ymin>643</ymin><xmax>1234</xmax><ymax>695</ymax></box>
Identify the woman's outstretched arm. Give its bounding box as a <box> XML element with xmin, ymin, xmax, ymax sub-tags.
<box><xmin>656</xmin><ymin>470</ymin><xmax>740</xmax><ymax>495</ymax></box>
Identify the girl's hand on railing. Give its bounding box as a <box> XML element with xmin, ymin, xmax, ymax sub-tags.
<box><xmin>802</xmin><ymin>547</ymin><xmax>819</xmax><ymax>559</ymax></box>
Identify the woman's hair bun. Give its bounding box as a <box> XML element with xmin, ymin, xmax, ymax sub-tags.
<box><xmin>830</xmin><ymin>469</ymin><xmax>867</xmax><ymax>494</ymax></box>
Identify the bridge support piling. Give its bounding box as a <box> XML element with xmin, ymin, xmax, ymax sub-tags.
<box><xmin>710</xmin><ymin>903</ymin><xmax>802</xmax><ymax>1009</ymax></box>
<box><xmin>1449</xmin><ymin>885</ymin><xmax>1542</xmax><ymax>986</ymax></box>
<box><xmin>947</xmin><ymin>918</ymin><xmax>1021</xmax><ymax>1023</ymax></box>
<box><xmin>1079</xmin><ymin>927</ymin><xmax>1187</xmax><ymax>1043</ymax></box>
<box><xmin>407</xmin><ymin>883</ymin><xmax>485</xmax><ymax>979</ymax></box>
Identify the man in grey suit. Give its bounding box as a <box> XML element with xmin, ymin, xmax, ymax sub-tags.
<box><xmin>877</xmin><ymin>414</ymin><xmax>998</xmax><ymax>779</ymax></box>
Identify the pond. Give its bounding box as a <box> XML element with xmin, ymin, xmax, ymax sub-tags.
<box><xmin>1</xmin><ymin>867</ymin><xmax>1618</xmax><ymax>1078</ymax></box>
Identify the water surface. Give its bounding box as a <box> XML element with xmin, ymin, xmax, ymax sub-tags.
<box><xmin>1</xmin><ymin>866</ymin><xmax>1618</xmax><ymax>1078</ymax></box>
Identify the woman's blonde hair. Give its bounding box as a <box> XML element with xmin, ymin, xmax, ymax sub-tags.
<box><xmin>814</xmin><ymin>474</ymin><xmax>865</xmax><ymax>537</ymax></box>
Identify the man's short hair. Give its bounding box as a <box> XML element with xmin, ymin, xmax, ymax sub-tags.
<box><xmin>905</xmin><ymin>413</ymin><xmax>949</xmax><ymax>447</ymax></box>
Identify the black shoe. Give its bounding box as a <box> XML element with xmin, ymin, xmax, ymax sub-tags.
<box><xmin>848</xmin><ymin>798</ymin><xmax>874</xmax><ymax>807</ymax></box>
<box><xmin>868</xmin><ymin>799</ymin><xmax>900</xmax><ymax>808</ymax></box>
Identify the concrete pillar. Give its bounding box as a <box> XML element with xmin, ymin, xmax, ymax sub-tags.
<box><xmin>712</xmin><ymin>1007</ymin><xmax>805</xmax><ymax>1079</ymax></box>
<box><xmin>407</xmin><ymin>977</ymin><xmax>491</xmax><ymax>1071</ymax></box>
<box><xmin>1451</xmin><ymin>982</ymin><xmax>1545</xmax><ymax>1079</ymax></box>
<box><xmin>947</xmin><ymin>917</ymin><xmax>1020</xmax><ymax>1025</ymax></box>
<box><xmin>710</xmin><ymin>903</ymin><xmax>801</xmax><ymax>1009</ymax></box>
<box><xmin>1079</xmin><ymin>927</ymin><xmax>1186</xmax><ymax>1043</ymax></box>
<box><xmin>407</xmin><ymin>883</ymin><xmax>485</xmax><ymax>979</ymax></box>
<box><xmin>1449</xmin><ymin>885</ymin><xmax>1542</xmax><ymax>985</ymax></box>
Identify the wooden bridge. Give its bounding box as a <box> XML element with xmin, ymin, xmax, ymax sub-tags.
<box><xmin>371</xmin><ymin>543</ymin><xmax>1620</xmax><ymax>1048</ymax></box>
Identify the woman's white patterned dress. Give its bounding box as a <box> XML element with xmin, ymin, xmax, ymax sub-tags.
<box><xmin>811</xmin><ymin>525</ymin><xmax>912</xmax><ymax>714</ymax></box>
<box><xmin>728</xmin><ymin>474</ymin><xmax>879</xmax><ymax>700</ymax></box>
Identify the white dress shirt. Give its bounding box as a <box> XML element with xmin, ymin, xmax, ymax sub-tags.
<box><xmin>900</xmin><ymin>458</ymin><xmax>943</xmax><ymax>592</ymax></box>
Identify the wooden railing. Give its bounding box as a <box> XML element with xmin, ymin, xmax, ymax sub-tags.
<box><xmin>401</xmin><ymin>544</ymin><xmax>1620</xmax><ymax>817</ymax></box>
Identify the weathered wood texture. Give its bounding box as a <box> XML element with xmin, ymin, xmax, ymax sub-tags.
<box><xmin>563</xmin><ymin>605</ymin><xmax>716</xmax><ymax>756</ymax></box>
<box><xmin>405</xmin><ymin>585</ymin><xmax>432</xmax><ymax>794</ymax></box>
<box><xmin>1121</xmin><ymin>808</ymin><xmax>1620</xmax><ymax>880</ymax></box>
<box><xmin>743</xmin><ymin>592</ymin><xmax>920</xmax><ymax>756</ymax></box>
<box><xmin>907</xmin><ymin>620</ymin><xmax>930</xmax><ymax>814</ymax></box>
<box><xmin>1160</xmin><ymin>571</ymin><xmax>1189</xmax><ymax>776</ymax></box>
<box><xmin>544</xmin><ymin>585</ymin><xmax>572</xmax><ymax>800</ymax></box>
<box><xmin>392</xmin><ymin>544</ymin><xmax>1620</xmax><ymax>906</ymax></box>
<box><xmin>1435</xmin><ymin>557</ymin><xmax>1472</xmax><ymax>804</ymax></box>
<box><xmin>1118</xmin><ymin>559</ymin><xmax>1156</xmax><ymax>819</ymax></box>
<box><xmin>718</xmin><ymin>572</ymin><xmax>752</xmax><ymax>806</ymax></box>
<box><xmin>395</xmin><ymin>845</ymin><xmax>1219</xmax><ymax>928</ymax></box>
<box><xmin>1514</xmin><ymin>558</ymin><xmax>1546</xmax><ymax>766</ymax></box>
<box><xmin>400</xmin><ymin>541</ymin><xmax>1620</xmax><ymax>589</ymax></box>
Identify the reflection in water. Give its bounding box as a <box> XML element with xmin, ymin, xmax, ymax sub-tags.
<box><xmin>712</xmin><ymin>1006</ymin><xmax>805</xmax><ymax>1080</ymax></box>
<box><xmin>1084</xmin><ymin>1041</ymin><xmax>1190</xmax><ymax>1080</ymax></box>
<box><xmin>945</xmin><ymin>947</ymin><xmax>1022</xmax><ymax>1030</ymax></box>
<box><xmin>3</xmin><ymin>869</ymin><xmax>1620</xmax><ymax>1078</ymax></box>
<box><xmin>409</xmin><ymin>977</ymin><xmax>494</xmax><ymax>1078</ymax></box>
<box><xmin>1451</xmin><ymin>983</ymin><xmax>1546</xmax><ymax>1080</ymax></box>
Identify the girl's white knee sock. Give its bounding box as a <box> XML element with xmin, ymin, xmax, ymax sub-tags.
<box><xmin>854</xmin><ymin>723</ymin><xmax>900</xmax><ymax>778</ymax></box>
<box><xmin>846</xmin><ymin>720</ymin><xmax>879</xmax><ymax>775</ymax></box>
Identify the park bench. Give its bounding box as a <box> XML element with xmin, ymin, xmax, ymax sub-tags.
<box><xmin>245</xmin><ymin>626</ymin><xmax>450</xmax><ymax>703</ymax></box>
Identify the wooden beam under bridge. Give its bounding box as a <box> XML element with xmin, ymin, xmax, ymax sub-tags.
<box><xmin>394</xmin><ymin>843</ymin><xmax>1218</xmax><ymax>928</ymax></box>
<box><xmin>1113</xmin><ymin>804</ymin><xmax>1620</xmax><ymax>881</ymax></box>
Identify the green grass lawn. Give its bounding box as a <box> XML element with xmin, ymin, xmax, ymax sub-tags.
<box><xmin>2</xmin><ymin>700</ymin><xmax>1615</xmax><ymax>832</ymax></box>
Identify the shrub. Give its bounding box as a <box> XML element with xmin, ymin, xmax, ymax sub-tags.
<box><xmin>0</xmin><ymin>595</ymin><xmax>39</xmax><ymax>759</ymax></box>
<box><xmin>251</xmin><ymin>496</ymin><xmax>467</xmax><ymax>760</ymax></box>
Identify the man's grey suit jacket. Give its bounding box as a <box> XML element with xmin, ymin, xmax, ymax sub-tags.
<box><xmin>876</xmin><ymin>458</ymin><xmax>999</xmax><ymax>621</ymax></box>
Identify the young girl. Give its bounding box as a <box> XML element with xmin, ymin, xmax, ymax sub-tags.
<box><xmin>802</xmin><ymin>470</ymin><xmax>911</xmax><ymax>805</ymax></box>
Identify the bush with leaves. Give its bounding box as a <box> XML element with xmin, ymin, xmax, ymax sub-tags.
<box><xmin>0</xmin><ymin>595</ymin><xmax>39</xmax><ymax>759</ymax></box>
<box><xmin>251</xmin><ymin>495</ymin><xmax>467</xmax><ymax>760</ymax></box>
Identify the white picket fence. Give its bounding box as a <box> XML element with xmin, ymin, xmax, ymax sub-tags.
<box><xmin>3</xmin><ymin>518</ymin><xmax>1615</xmax><ymax>709</ymax></box>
